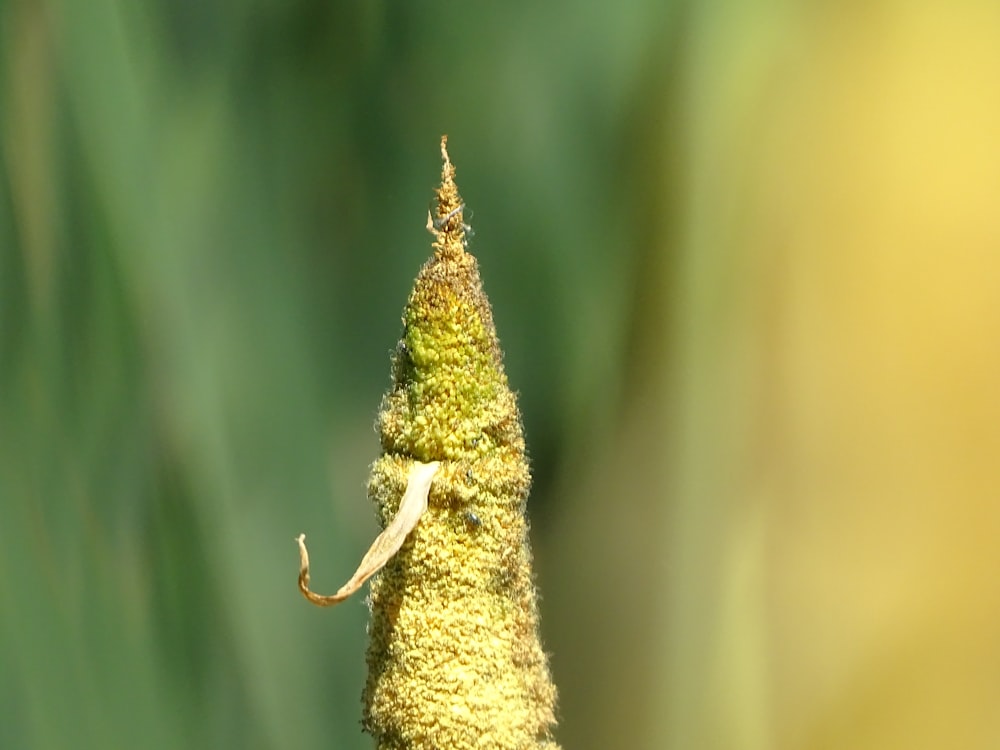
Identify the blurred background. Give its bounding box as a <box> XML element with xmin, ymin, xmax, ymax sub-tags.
<box><xmin>3</xmin><ymin>1</ymin><xmax>1000</xmax><ymax>748</ymax></box>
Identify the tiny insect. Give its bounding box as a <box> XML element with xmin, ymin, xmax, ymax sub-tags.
<box><xmin>465</xmin><ymin>510</ymin><xmax>482</xmax><ymax>528</ymax></box>
<box><xmin>391</xmin><ymin>340</ymin><xmax>412</xmax><ymax>379</ymax></box>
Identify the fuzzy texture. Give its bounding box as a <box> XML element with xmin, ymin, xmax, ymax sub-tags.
<box><xmin>362</xmin><ymin>139</ymin><xmax>559</xmax><ymax>750</ymax></box>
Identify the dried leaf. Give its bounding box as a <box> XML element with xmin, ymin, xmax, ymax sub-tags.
<box><xmin>296</xmin><ymin>460</ymin><xmax>440</xmax><ymax>606</ymax></box>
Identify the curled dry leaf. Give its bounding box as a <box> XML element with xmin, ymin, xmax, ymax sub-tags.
<box><xmin>296</xmin><ymin>460</ymin><xmax>440</xmax><ymax>606</ymax></box>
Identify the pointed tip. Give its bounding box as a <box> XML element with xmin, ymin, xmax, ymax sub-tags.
<box><xmin>431</xmin><ymin>135</ymin><xmax>466</xmax><ymax>258</ymax></box>
<box><xmin>440</xmin><ymin>134</ymin><xmax>451</xmax><ymax>169</ymax></box>
<box><xmin>438</xmin><ymin>134</ymin><xmax>456</xmax><ymax>198</ymax></box>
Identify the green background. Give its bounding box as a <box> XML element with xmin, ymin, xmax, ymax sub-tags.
<box><xmin>4</xmin><ymin>2</ymin><xmax>1000</xmax><ymax>749</ymax></box>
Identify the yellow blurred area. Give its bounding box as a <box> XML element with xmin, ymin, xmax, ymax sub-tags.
<box><xmin>551</xmin><ymin>3</ymin><xmax>1000</xmax><ymax>749</ymax></box>
<box><xmin>758</xmin><ymin>6</ymin><xmax>1000</xmax><ymax>748</ymax></box>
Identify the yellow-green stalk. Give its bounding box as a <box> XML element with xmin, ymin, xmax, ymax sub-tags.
<box><xmin>297</xmin><ymin>137</ymin><xmax>559</xmax><ymax>750</ymax></box>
